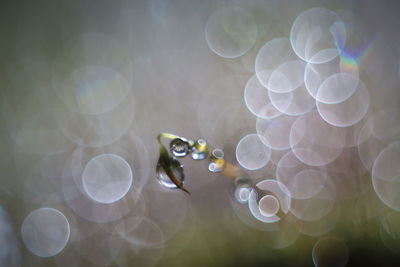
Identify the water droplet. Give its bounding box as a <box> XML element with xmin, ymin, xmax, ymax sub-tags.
<box><xmin>156</xmin><ymin>157</ymin><xmax>185</xmax><ymax>189</ymax></box>
<box><xmin>191</xmin><ymin>139</ymin><xmax>208</xmax><ymax>160</ymax></box>
<box><xmin>235</xmin><ymin>186</ymin><xmax>252</xmax><ymax>204</ymax></box>
<box><xmin>169</xmin><ymin>138</ymin><xmax>190</xmax><ymax>157</ymax></box>
<box><xmin>234</xmin><ymin>177</ymin><xmax>253</xmax><ymax>204</ymax></box>
<box><xmin>208</xmin><ymin>148</ymin><xmax>225</xmax><ymax>173</ymax></box>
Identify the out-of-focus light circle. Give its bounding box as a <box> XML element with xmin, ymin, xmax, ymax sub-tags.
<box><xmin>244</xmin><ymin>73</ymin><xmax>281</xmax><ymax>119</ymax></box>
<box><xmin>268</xmin><ymin>60</ymin><xmax>306</xmax><ymax>93</ymax></box>
<box><xmin>312</xmin><ymin>237</ymin><xmax>349</xmax><ymax>267</ymax></box>
<box><xmin>205</xmin><ymin>6</ymin><xmax>257</xmax><ymax>59</ymax></box>
<box><xmin>255</xmin><ymin>38</ymin><xmax>298</xmax><ymax>89</ymax></box>
<box><xmin>61</xmin><ymin>142</ymin><xmax>144</xmax><ymax>224</ymax></box>
<box><xmin>115</xmin><ymin>216</ymin><xmax>164</xmax><ymax>248</ymax></box>
<box><xmin>236</xmin><ymin>134</ymin><xmax>271</xmax><ymax>170</ymax></box>
<box><xmin>258</xmin><ymin>195</ymin><xmax>280</xmax><ymax>217</ymax></box>
<box><xmin>290</xmin><ymin>110</ymin><xmax>346</xmax><ymax>166</ymax></box>
<box><xmin>52</xmin><ymin>32</ymin><xmax>133</xmax><ymax>115</ymax></box>
<box><xmin>316</xmin><ymin>72</ymin><xmax>359</xmax><ymax>104</ymax></box>
<box><xmin>372</xmin><ymin>141</ymin><xmax>400</xmax><ymax>182</ymax></box>
<box><xmin>289</xmin><ymin>181</ymin><xmax>336</xmax><ymax>222</ymax></box>
<box><xmin>21</xmin><ymin>208</ymin><xmax>70</xmax><ymax>258</ymax></box>
<box><xmin>248</xmin><ymin>179</ymin><xmax>291</xmax><ymax>223</ymax></box>
<box><xmin>372</xmin><ymin>141</ymin><xmax>400</xmax><ymax>211</ymax></box>
<box><xmin>257</xmin><ymin>115</ymin><xmax>296</xmax><ymax>151</ymax></box>
<box><xmin>290</xmin><ymin>7</ymin><xmax>346</xmax><ymax>64</ymax></box>
<box><xmin>276</xmin><ymin>151</ymin><xmax>328</xmax><ymax>200</ymax></box>
<box><xmin>65</xmin><ymin>66</ymin><xmax>130</xmax><ymax>115</ymax></box>
<box><xmin>82</xmin><ymin>153</ymin><xmax>133</xmax><ymax>204</ymax></box>
<box><xmin>325</xmin><ymin>148</ymin><xmax>369</xmax><ymax>200</ymax></box>
<box><xmin>317</xmin><ymin>78</ymin><xmax>369</xmax><ymax>127</ymax></box>
<box><xmin>304</xmin><ymin>57</ymin><xmax>359</xmax><ymax>100</ymax></box>
<box><xmin>268</xmin><ymin>83</ymin><xmax>315</xmax><ymax>116</ymax></box>
<box><xmin>357</xmin><ymin>108</ymin><xmax>400</xmax><ymax>170</ymax></box>
<box><xmin>295</xmin><ymin>207</ymin><xmax>341</xmax><ymax>237</ymax></box>
<box><xmin>55</xmin><ymin>90</ymin><xmax>135</xmax><ymax>148</ymax></box>
<box><xmin>368</xmin><ymin>108</ymin><xmax>400</xmax><ymax>143</ymax></box>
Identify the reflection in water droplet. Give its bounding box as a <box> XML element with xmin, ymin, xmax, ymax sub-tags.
<box><xmin>234</xmin><ymin>177</ymin><xmax>253</xmax><ymax>204</ymax></box>
<box><xmin>156</xmin><ymin>157</ymin><xmax>185</xmax><ymax>189</ymax></box>
<box><xmin>191</xmin><ymin>139</ymin><xmax>207</xmax><ymax>160</ymax></box>
<box><xmin>169</xmin><ymin>138</ymin><xmax>190</xmax><ymax>157</ymax></box>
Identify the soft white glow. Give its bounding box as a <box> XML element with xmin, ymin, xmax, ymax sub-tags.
<box><xmin>21</xmin><ymin>208</ymin><xmax>70</xmax><ymax>257</ymax></box>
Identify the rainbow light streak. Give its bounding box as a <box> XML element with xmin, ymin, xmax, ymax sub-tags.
<box><xmin>334</xmin><ymin>24</ymin><xmax>376</xmax><ymax>74</ymax></box>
